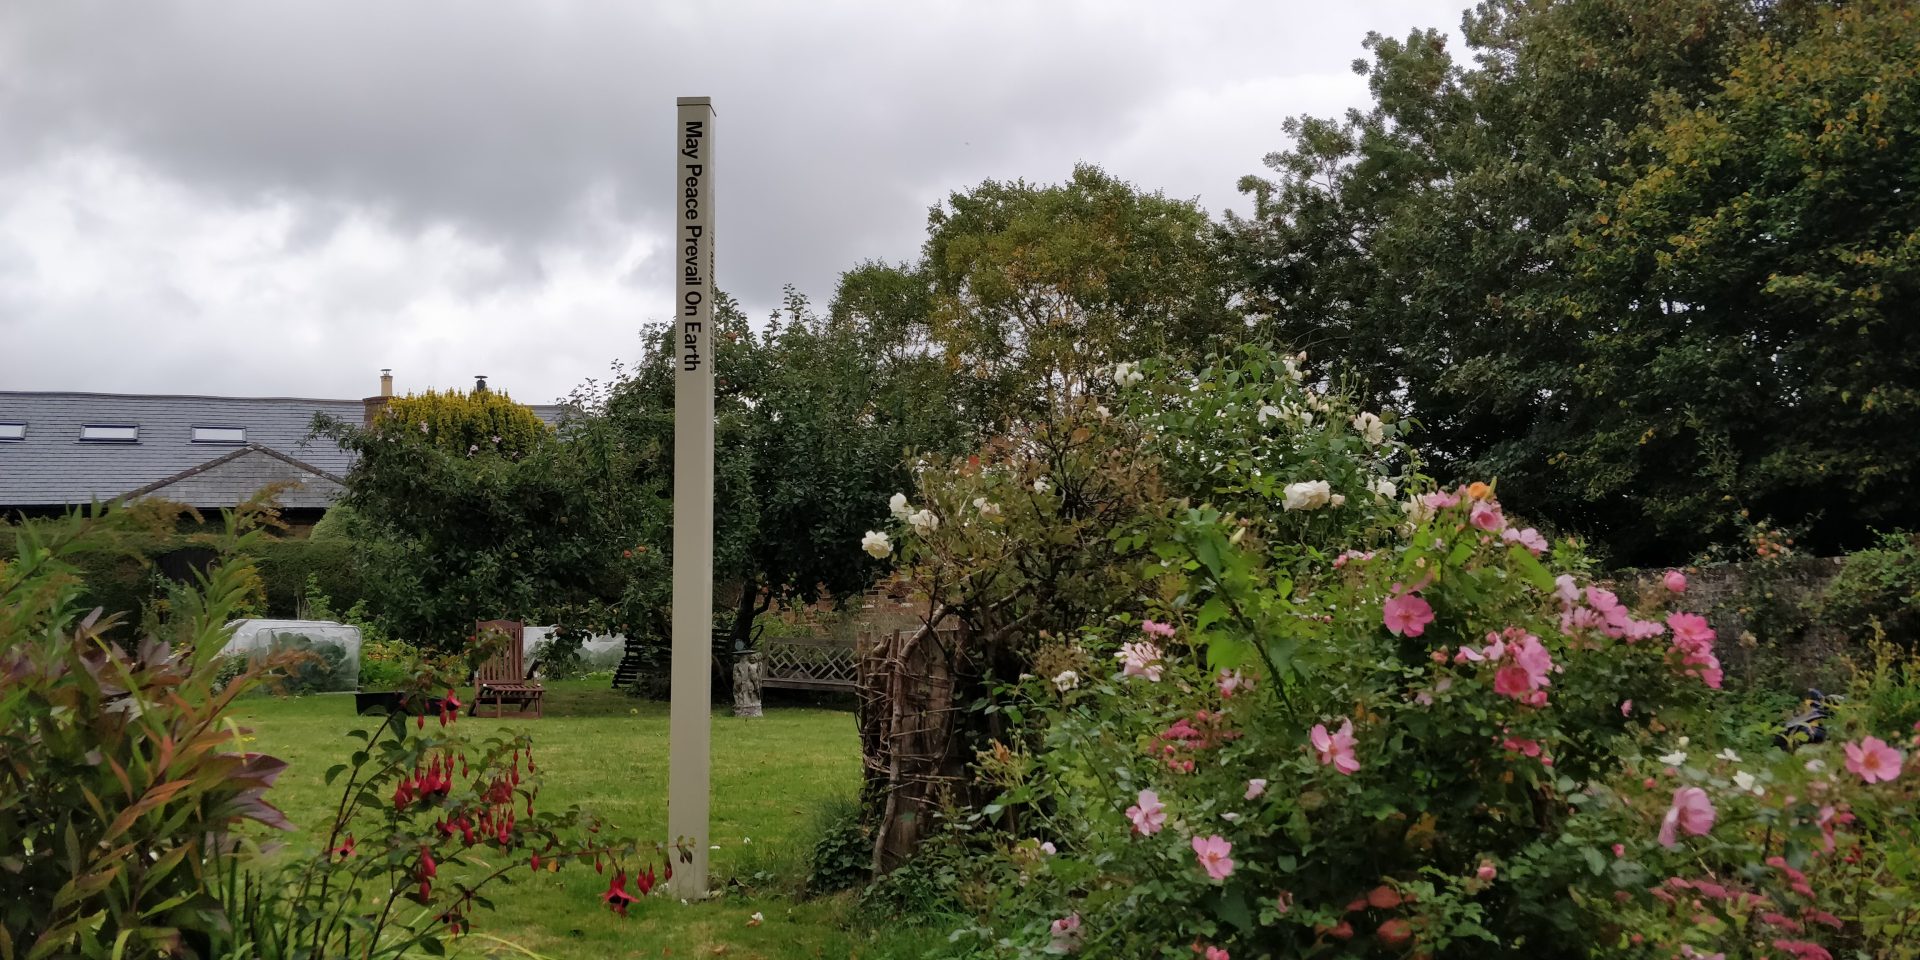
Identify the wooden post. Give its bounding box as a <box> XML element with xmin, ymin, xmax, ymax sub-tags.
<box><xmin>668</xmin><ymin>95</ymin><xmax>715</xmax><ymax>900</ymax></box>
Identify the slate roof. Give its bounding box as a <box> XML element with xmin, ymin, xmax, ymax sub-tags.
<box><xmin>0</xmin><ymin>392</ymin><xmax>363</xmax><ymax>508</ymax></box>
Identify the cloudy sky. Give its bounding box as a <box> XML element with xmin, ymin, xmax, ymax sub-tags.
<box><xmin>0</xmin><ymin>1</ymin><xmax>1466</xmax><ymax>404</ymax></box>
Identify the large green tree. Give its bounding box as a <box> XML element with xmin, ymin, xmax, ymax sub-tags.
<box><xmin>592</xmin><ymin>287</ymin><xmax>967</xmax><ymax>656</ymax></box>
<box><xmin>1225</xmin><ymin>0</ymin><xmax>1920</xmax><ymax>562</ymax></box>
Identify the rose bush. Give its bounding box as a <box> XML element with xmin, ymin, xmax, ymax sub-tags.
<box><xmin>940</xmin><ymin>484</ymin><xmax>1728</xmax><ymax>958</ymax></box>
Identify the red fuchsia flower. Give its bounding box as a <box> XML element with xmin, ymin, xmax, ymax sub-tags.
<box><xmin>1772</xmin><ymin>940</ymin><xmax>1833</xmax><ymax>960</ymax></box>
<box><xmin>418</xmin><ymin>845</ymin><xmax>437</xmax><ymax>879</ymax></box>
<box><xmin>1141</xmin><ymin>620</ymin><xmax>1176</xmax><ymax>639</ymax></box>
<box><xmin>1382</xmin><ymin>593</ymin><xmax>1435</xmax><ymax>637</ymax></box>
<box><xmin>1126</xmin><ymin>789</ymin><xmax>1166</xmax><ymax>835</ymax></box>
<box><xmin>1843</xmin><ymin>736</ymin><xmax>1905</xmax><ymax>784</ymax></box>
<box><xmin>1658</xmin><ymin>787</ymin><xmax>1717</xmax><ymax>848</ymax></box>
<box><xmin>1244</xmin><ymin>779</ymin><xmax>1267</xmax><ymax>800</ymax></box>
<box><xmin>393</xmin><ymin>779</ymin><xmax>415</xmax><ymax>810</ymax></box>
<box><xmin>602</xmin><ymin>869</ymin><xmax>638</xmax><ymax>916</ymax></box>
<box><xmin>635</xmin><ymin>865</ymin><xmax>656</xmax><ymax>895</ymax></box>
<box><xmin>1192</xmin><ymin>835</ymin><xmax>1234</xmax><ymax>880</ymax></box>
<box><xmin>332</xmin><ymin>834</ymin><xmax>356</xmax><ymax>860</ymax></box>
<box><xmin>1310</xmin><ymin>719</ymin><xmax>1361</xmax><ymax>775</ymax></box>
<box><xmin>1664</xmin><ymin>569</ymin><xmax>1688</xmax><ymax>593</ymax></box>
<box><xmin>1376</xmin><ymin>918</ymin><xmax>1413</xmax><ymax>948</ymax></box>
<box><xmin>1469</xmin><ymin>501</ymin><xmax>1505</xmax><ymax>533</ymax></box>
<box><xmin>1048</xmin><ymin>913</ymin><xmax>1082</xmax><ymax>953</ymax></box>
<box><xmin>1116</xmin><ymin>641</ymin><xmax>1164</xmax><ymax>682</ymax></box>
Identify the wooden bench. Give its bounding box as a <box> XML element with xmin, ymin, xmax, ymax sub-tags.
<box><xmin>473</xmin><ymin>619</ymin><xmax>545</xmax><ymax>718</ymax></box>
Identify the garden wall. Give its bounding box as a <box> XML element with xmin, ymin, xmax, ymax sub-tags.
<box><xmin>1610</xmin><ymin>556</ymin><xmax>1855</xmax><ymax>691</ymax></box>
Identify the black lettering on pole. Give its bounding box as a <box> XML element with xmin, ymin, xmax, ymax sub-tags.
<box><xmin>679</xmin><ymin>117</ymin><xmax>708</xmax><ymax>375</ymax></box>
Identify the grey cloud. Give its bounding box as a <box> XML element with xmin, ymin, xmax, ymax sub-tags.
<box><xmin>0</xmin><ymin>0</ymin><xmax>1466</xmax><ymax>400</ymax></box>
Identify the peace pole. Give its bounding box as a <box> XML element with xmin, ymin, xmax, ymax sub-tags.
<box><xmin>668</xmin><ymin>95</ymin><xmax>714</xmax><ymax>900</ymax></box>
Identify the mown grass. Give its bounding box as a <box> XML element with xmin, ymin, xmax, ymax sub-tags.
<box><xmin>233</xmin><ymin>681</ymin><xmax>949</xmax><ymax>959</ymax></box>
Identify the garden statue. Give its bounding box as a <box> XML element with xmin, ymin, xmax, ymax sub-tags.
<box><xmin>731</xmin><ymin>650</ymin><xmax>764</xmax><ymax>719</ymax></box>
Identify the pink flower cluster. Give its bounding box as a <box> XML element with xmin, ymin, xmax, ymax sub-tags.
<box><xmin>1666</xmin><ymin>612</ymin><xmax>1724</xmax><ymax>689</ymax></box>
<box><xmin>1455</xmin><ymin>628</ymin><xmax>1555</xmax><ymax>706</ymax></box>
<box><xmin>1116</xmin><ymin>639</ymin><xmax>1164</xmax><ymax>682</ymax></box>
<box><xmin>1555</xmin><ymin>577</ymin><xmax>1666</xmax><ymax>642</ymax></box>
<box><xmin>1155</xmin><ymin>710</ymin><xmax>1241</xmax><ymax>773</ymax></box>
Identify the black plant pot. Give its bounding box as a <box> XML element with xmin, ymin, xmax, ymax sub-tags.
<box><xmin>353</xmin><ymin>691</ymin><xmax>451</xmax><ymax>716</ymax></box>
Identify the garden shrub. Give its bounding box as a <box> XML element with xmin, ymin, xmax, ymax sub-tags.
<box><xmin>0</xmin><ymin>504</ymin><xmax>293</xmax><ymax>956</ymax></box>
<box><xmin>1822</xmin><ymin>531</ymin><xmax>1920</xmax><ymax>648</ymax></box>
<box><xmin>807</xmin><ymin>795</ymin><xmax>873</xmax><ymax>896</ymax></box>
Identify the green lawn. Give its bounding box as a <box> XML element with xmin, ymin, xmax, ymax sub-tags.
<box><xmin>234</xmin><ymin>681</ymin><xmax>943</xmax><ymax>959</ymax></box>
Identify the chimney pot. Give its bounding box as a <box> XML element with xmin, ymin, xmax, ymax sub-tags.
<box><xmin>379</xmin><ymin>369</ymin><xmax>394</xmax><ymax>398</ymax></box>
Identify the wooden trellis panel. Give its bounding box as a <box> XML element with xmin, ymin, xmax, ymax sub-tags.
<box><xmin>761</xmin><ymin>635</ymin><xmax>859</xmax><ymax>691</ymax></box>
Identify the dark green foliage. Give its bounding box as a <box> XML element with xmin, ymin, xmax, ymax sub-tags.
<box><xmin>1823</xmin><ymin>532</ymin><xmax>1920</xmax><ymax>645</ymax></box>
<box><xmin>1227</xmin><ymin>0</ymin><xmax>1918</xmax><ymax>564</ymax></box>
<box><xmin>252</xmin><ymin>538</ymin><xmax>365</xmax><ymax>617</ymax></box>
<box><xmin>805</xmin><ymin>795</ymin><xmax>871</xmax><ymax>895</ymax></box>
<box><xmin>315</xmin><ymin>391</ymin><xmax>654</xmax><ymax>652</ymax></box>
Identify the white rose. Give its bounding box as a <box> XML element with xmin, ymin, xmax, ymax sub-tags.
<box><xmin>1257</xmin><ymin>404</ymin><xmax>1283</xmax><ymax>426</ymax></box>
<box><xmin>1369</xmin><ymin>477</ymin><xmax>1397</xmax><ymax>499</ymax></box>
<box><xmin>1113</xmin><ymin>361</ymin><xmax>1145</xmax><ymax>386</ymax></box>
<box><xmin>889</xmin><ymin>492</ymin><xmax>911</xmax><ymax>519</ymax></box>
<box><xmin>1282</xmin><ymin>356</ymin><xmax>1305</xmax><ymax>382</ymax></box>
<box><xmin>1403</xmin><ymin>494</ymin><xmax>1434</xmax><ymax>525</ymax></box>
<box><xmin>860</xmin><ymin>530</ymin><xmax>892</xmax><ymax>559</ymax></box>
<box><xmin>973</xmin><ymin>497</ymin><xmax>1002</xmax><ymax>519</ymax></box>
<box><xmin>907</xmin><ymin>508</ymin><xmax>940</xmax><ymax>535</ymax></box>
<box><xmin>1095</xmin><ymin>404</ymin><xmax>1111</xmax><ymax>418</ymax></box>
<box><xmin>1352</xmin><ymin>411</ymin><xmax>1385</xmax><ymax>445</ymax></box>
<box><xmin>1033</xmin><ymin>477</ymin><xmax>1052</xmax><ymax>495</ymax></box>
<box><xmin>1329</xmin><ymin>493</ymin><xmax>1346</xmax><ymax>507</ymax></box>
<box><xmin>1282</xmin><ymin>480</ymin><xmax>1332</xmax><ymax>512</ymax></box>
<box><xmin>1051</xmin><ymin>670</ymin><xmax>1080</xmax><ymax>692</ymax></box>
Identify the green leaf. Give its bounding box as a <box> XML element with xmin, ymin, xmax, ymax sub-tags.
<box><xmin>324</xmin><ymin>764</ymin><xmax>349</xmax><ymax>786</ymax></box>
<box><xmin>1581</xmin><ymin>847</ymin><xmax>1607</xmax><ymax>876</ymax></box>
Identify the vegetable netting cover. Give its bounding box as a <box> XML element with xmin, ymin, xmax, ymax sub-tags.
<box><xmin>222</xmin><ymin>619</ymin><xmax>363</xmax><ymax>692</ymax></box>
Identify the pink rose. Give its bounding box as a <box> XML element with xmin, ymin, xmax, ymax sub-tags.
<box><xmin>1844</xmin><ymin>736</ymin><xmax>1905</xmax><ymax>784</ymax></box>
<box><xmin>1658</xmin><ymin>787</ymin><xmax>1717</xmax><ymax>847</ymax></box>
<box><xmin>1470</xmin><ymin>501</ymin><xmax>1505</xmax><ymax>532</ymax></box>
<box><xmin>1476</xmin><ymin>860</ymin><xmax>1497</xmax><ymax>882</ymax></box>
<box><xmin>1192</xmin><ymin>835</ymin><xmax>1234</xmax><ymax>881</ymax></box>
<box><xmin>1244</xmin><ymin>778</ymin><xmax>1267</xmax><ymax>800</ymax></box>
<box><xmin>1125</xmin><ymin>789</ymin><xmax>1166</xmax><ymax>835</ymax></box>
<box><xmin>1310</xmin><ymin>718</ymin><xmax>1361</xmax><ymax>775</ymax></box>
<box><xmin>1663</xmin><ymin>569</ymin><xmax>1688</xmax><ymax>593</ymax></box>
<box><xmin>1382</xmin><ymin>593</ymin><xmax>1435</xmax><ymax>637</ymax></box>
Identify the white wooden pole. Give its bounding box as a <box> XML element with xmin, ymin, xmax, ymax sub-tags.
<box><xmin>668</xmin><ymin>95</ymin><xmax>715</xmax><ymax>900</ymax></box>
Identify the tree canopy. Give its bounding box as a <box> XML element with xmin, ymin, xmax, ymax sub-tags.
<box><xmin>1226</xmin><ymin>0</ymin><xmax>1917</xmax><ymax>563</ymax></box>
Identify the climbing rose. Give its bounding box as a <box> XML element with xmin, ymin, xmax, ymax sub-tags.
<box><xmin>1382</xmin><ymin>593</ymin><xmax>1435</xmax><ymax>637</ymax></box>
<box><xmin>860</xmin><ymin>530</ymin><xmax>893</xmax><ymax>559</ymax></box>
<box><xmin>906</xmin><ymin>508</ymin><xmax>939</xmax><ymax>534</ymax></box>
<box><xmin>1115</xmin><ymin>641</ymin><xmax>1163</xmax><ymax>682</ymax></box>
<box><xmin>1192</xmin><ymin>835</ymin><xmax>1235</xmax><ymax>880</ymax></box>
<box><xmin>1369</xmin><ymin>477</ymin><xmax>1397</xmax><ymax>499</ymax></box>
<box><xmin>1502</xmin><ymin>526</ymin><xmax>1549</xmax><ymax>554</ymax></box>
<box><xmin>1051</xmin><ymin>670</ymin><xmax>1080</xmax><ymax>693</ymax></box>
<box><xmin>1282</xmin><ymin>480</ymin><xmax>1332</xmax><ymax>511</ymax></box>
<box><xmin>888</xmin><ymin>492</ymin><xmax>911</xmax><ymax>519</ymax></box>
<box><xmin>1048</xmin><ymin>913</ymin><xmax>1082</xmax><ymax>953</ymax></box>
<box><xmin>1476</xmin><ymin>860</ymin><xmax>1497</xmax><ymax>881</ymax></box>
<box><xmin>1310</xmin><ymin>718</ymin><xmax>1361</xmax><ymax>775</ymax></box>
<box><xmin>1658</xmin><ymin>787</ymin><xmax>1717</xmax><ymax>847</ymax></box>
<box><xmin>1202</xmin><ymin>947</ymin><xmax>1229</xmax><ymax>960</ymax></box>
<box><xmin>1126</xmin><ymin>789</ymin><xmax>1166</xmax><ymax>835</ymax></box>
<box><xmin>1843</xmin><ymin>736</ymin><xmax>1905</xmax><ymax>784</ymax></box>
<box><xmin>1351</xmin><ymin>411</ymin><xmax>1385</xmax><ymax>444</ymax></box>
<box><xmin>1245</xmin><ymin>778</ymin><xmax>1267</xmax><ymax>800</ymax></box>
<box><xmin>1664</xmin><ymin>569</ymin><xmax>1688</xmax><ymax>593</ymax></box>
<box><xmin>1470</xmin><ymin>501</ymin><xmax>1505</xmax><ymax>532</ymax></box>
<box><xmin>1217</xmin><ymin>669</ymin><xmax>1252</xmax><ymax>698</ymax></box>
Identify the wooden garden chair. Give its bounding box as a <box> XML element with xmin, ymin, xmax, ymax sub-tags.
<box><xmin>472</xmin><ymin>619</ymin><xmax>545</xmax><ymax>718</ymax></box>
